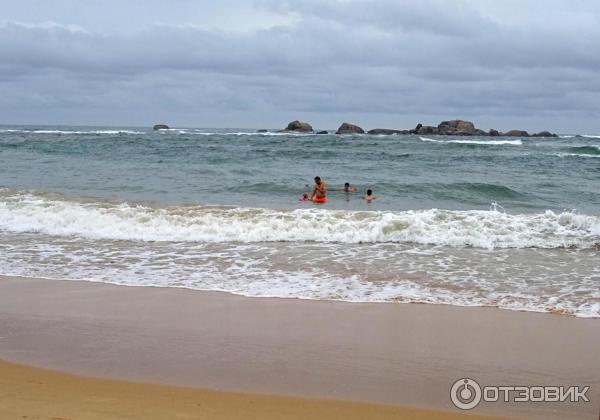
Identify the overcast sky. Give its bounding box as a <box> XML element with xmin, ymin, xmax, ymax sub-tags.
<box><xmin>1</xmin><ymin>0</ymin><xmax>599</xmax><ymax>132</ymax></box>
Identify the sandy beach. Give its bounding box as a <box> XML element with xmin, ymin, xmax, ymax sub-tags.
<box><xmin>0</xmin><ymin>275</ymin><xmax>598</xmax><ymax>419</ymax></box>
<box><xmin>0</xmin><ymin>359</ymin><xmax>502</xmax><ymax>420</ymax></box>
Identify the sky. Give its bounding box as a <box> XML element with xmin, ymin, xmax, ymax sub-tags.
<box><xmin>1</xmin><ymin>0</ymin><xmax>599</xmax><ymax>132</ymax></box>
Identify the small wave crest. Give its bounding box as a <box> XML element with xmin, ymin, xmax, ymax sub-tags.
<box><xmin>419</xmin><ymin>137</ymin><xmax>522</xmax><ymax>146</ymax></box>
<box><xmin>565</xmin><ymin>146</ymin><xmax>600</xmax><ymax>156</ymax></box>
<box><xmin>1</xmin><ymin>189</ymin><xmax>598</xmax><ymax>249</ymax></box>
<box><xmin>0</xmin><ymin>129</ymin><xmax>144</xmax><ymax>135</ymax></box>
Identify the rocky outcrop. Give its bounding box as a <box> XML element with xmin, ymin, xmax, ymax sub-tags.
<box><xmin>285</xmin><ymin>120</ymin><xmax>313</xmax><ymax>132</ymax></box>
<box><xmin>417</xmin><ymin>125</ymin><xmax>439</xmax><ymax>135</ymax></box>
<box><xmin>153</xmin><ymin>124</ymin><xmax>169</xmax><ymax>130</ymax></box>
<box><xmin>438</xmin><ymin>120</ymin><xmax>476</xmax><ymax>135</ymax></box>
<box><xmin>410</xmin><ymin>123</ymin><xmax>423</xmax><ymax>134</ymax></box>
<box><xmin>257</xmin><ymin>129</ymin><xmax>268</xmax><ymax>133</ymax></box>
<box><xmin>275</xmin><ymin>120</ymin><xmax>554</xmax><ymax>138</ymax></box>
<box><xmin>532</xmin><ymin>131</ymin><xmax>558</xmax><ymax>138</ymax></box>
<box><xmin>503</xmin><ymin>130</ymin><xmax>529</xmax><ymax>137</ymax></box>
<box><xmin>336</xmin><ymin>123</ymin><xmax>365</xmax><ymax>134</ymax></box>
<box><xmin>367</xmin><ymin>128</ymin><xmax>408</xmax><ymax>135</ymax></box>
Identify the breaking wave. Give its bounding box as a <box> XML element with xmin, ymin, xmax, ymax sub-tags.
<box><xmin>419</xmin><ymin>137</ymin><xmax>522</xmax><ymax>145</ymax></box>
<box><xmin>1</xmin><ymin>189</ymin><xmax>598</xmax><ymax>249</ymax></box>
<box><xmin>0</xmin><ymin>129</ymin><xmax>144</xmax><ymax>135</ymax></box>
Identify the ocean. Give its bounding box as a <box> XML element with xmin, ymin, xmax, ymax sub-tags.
<box><xmin>0</xmin><ymin>126</ymin><xmax>599</xmax><ymax>317</ymax></box>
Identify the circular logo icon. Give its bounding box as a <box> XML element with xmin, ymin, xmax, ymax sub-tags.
<box><xmin>450</xmin><ymin>378</ymin><xmax>482</xmax><ymax>410</ymax></box>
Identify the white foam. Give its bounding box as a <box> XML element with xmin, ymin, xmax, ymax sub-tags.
<box><xmin>1</xmin><ymin>237</ymin><xmax>597</xmax><ymax>318</ymax></box>
<box><xmin>0</xmin><ymin>129</ymin><xmax>144</xmax><ymax>135</ymax></box>
<box><xmin>190</xmin><ymin>131</ymin><xmax>319</xmax><ymax>136</ymax></box>
<box><xmin>420</xmin><ymin>137</ymin><xmax>522</xmax><ymax>145</ymax></box>
<box><xmin>554</xmin><ymin>153</ymin><xmax>600</xmax><ymax>159</ymax></box>
<box><xmin>0</xmin><ymin>190</ymin><xmax>598</xmax><ymax>249</ymax></box>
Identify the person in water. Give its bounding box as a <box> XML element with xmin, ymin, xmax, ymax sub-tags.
<box><xmin>312</xmin><ymin>176</ymin><xmax>327</xmax><ymax>203</ymax></box>
<box><xmin>337</xmin><ymin>182</ymin><xmax>358</xmax><ymax>193</ymax></box>
<box><xmin>363</xmin><ymin>189</ymin><xmax>376</xmax><ymax>201</ymax></box>
<box><xmin>299</xmin><ymin>193</ymin><xmax>310</xmax><ymax>202</ymax></box>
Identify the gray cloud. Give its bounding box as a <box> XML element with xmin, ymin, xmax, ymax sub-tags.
<box><xmin>0</xmin><ymin>0</ymin><xmax>599</xmax><ymax>132</ymax></box>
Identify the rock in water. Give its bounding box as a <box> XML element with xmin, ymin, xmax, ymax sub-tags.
<box><xmin>153</xmin><ymin>124</ymin><xmax>169</xmax><ymax>130</ymax></box>
<box><xmin>257</xmin><ymin>129</ymin><xmax>268</xmax><ymax>133</ymax></box>
<box><xmin>417</xmin><ymin>125</ymin><xmax>439</xmax><ymax>135</ymax></box>
<box><xmin>367</xmin><ymin>128</ymin><xmax>407</xmax><ymax>135</ymax></box>
<box><xmin>532</xmin><ymin>131</ymin><xmax>557</xmax><ymax>137</ymax></box>
<box><xmin>285</xmin><ymin>120</ymin><xmax>313</xmax><ymax>132</ymax></box>
<box><xmin>409</xmin><ymin>123</ymin><xmax>423</xmax><ymax>134</ymax></box>
<box><xmin>316</xmin><ymin>130</ymin><xmax>329</xmax><ymax>134</ymax></box>
<box><xmin>437</xmin><ymin>120</ymin><xmax>476</xmax><ymax>135</ymax></box>
<box><xmin>503</xmin><ymin>130</ymin><xmax>530</xmax><ymax>137</ymax></box>
<box><xmin>336</xmin><ymin>123</ymin><xmax>365</xmax><ymax>134</ymax></box>
<box><xmin>489</xmin><ymin>129</ymin><xmax>500</xmax><ymax>136</ymax></box>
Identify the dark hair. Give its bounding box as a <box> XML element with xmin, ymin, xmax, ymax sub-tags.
<box><xmin>344</xmin><ymin>182</ymin><xmax>350</xmax><ymax>187</ymax></box>
<box><xmin>314</xmin><ymin>176</ymin><xmax>321</xmax><ymax>182</ymax></box>
<box><xmin>367</xmin><ymin>189</ymin><xmax>372</xmax><ymax>195</ymax></box>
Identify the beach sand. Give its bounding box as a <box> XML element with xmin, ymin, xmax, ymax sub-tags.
<box><xmin>0</xmin><ymin>276</ymin><xmax>598</xmax><ymax>419</ymax></box>
<box><xmin>0</xmin><ymin>358</ymin><xmax>502</xmax><ymax>420</ymax></box>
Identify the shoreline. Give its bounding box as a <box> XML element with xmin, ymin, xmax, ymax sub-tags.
<box><xmin>0</xmin><ymin>275</ymin><xmax>598</xmax><ymax>419</ymax></box>
<box><xmin>0</xmin><ymin>358</ymin><xmax>502</xmax><ymax>420</ymax></box>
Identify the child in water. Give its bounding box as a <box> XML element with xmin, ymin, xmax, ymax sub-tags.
<box><xmin>363</xmin><ymin>189</ymin><xmax>376</xmax><ymax>201</ymax></box>
<box><xmin>299</xmin><ymin>193</ymin><xmax>310</xmax><ymax>202</ymax></box>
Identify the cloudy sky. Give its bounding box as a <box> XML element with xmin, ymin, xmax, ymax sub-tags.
<box><xmin>1</xmin><ymin>0</ymin><xmax>599</xmax><ymax>132</ymax></box>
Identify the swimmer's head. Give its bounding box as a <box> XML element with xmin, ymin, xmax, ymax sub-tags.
<box><xmin>302</xmin><ymin>193</ymin><xmax>309</xmax><ymax>199</ymax></box>
<box><xmin>314</xmin><ymin>176</ymin><xmax>321</xmax><ymax>185</ymax></box>
<box><xmin>344</xmin><ymin>182</ymin><xmax>350</xmax><ymax>191</ymax></box>
<box><xmin>367</xmin><ymin>189</ymin><xmax>373</xmax><ymax>195</ymax></box>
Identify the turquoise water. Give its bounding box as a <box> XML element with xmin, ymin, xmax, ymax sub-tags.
<box><xmin>1</xmin><ymin>126</ymin><xmax>599</xmax><ymax>317</ymax></box>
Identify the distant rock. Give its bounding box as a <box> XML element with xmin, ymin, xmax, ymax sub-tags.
<box><xmin>257</xmin><ymin>129</ymin><xmax>268</xmax><ymax>133</ymax></box>
<box><xmin>367</xmin><ymin>128</ymin><xmax>407</xmax><ymax>135</ymax></box>
<box><xmin>489</xmin><ymin>129</ymin><xmax>500</xmax><ymax>136</ymax></box>
<box><xmin>336</xmin><ymin>123</ymin><xmax>365</xmax><ymax>134</ymax></box>
<box><xmin>153</xmin><ymin>124</ymin><xmax>169</xmax><ymax>130</ymax></box>
<box><xmin>503</xmin><ymin>130</ymin><xmax>530</xmax><ymax>137</ymax></box>
<box><xmin>532</xmin><ymin>131</ymin><xmax>558</xmax><ymax>138</ymax></box>
<box><xmin>316</xmin><ymin>130</ymin><xmax>329</xmax><ymax>135</ymax></box>
<box><xmin>285</xmin><ymin>120</ymin><xmax>313</xmax><ymax>132</ymax></box>
<box><xmin>438</xmin><ymin>120</ymin><xmax>476</xmax><ymax>135</ymax></box>
<box><xmin>417</xmin><ymin>125</ymin><xmax>439</xmax><ymax>135</ymax></box>
<box><xmin>409</xmin><ymin>123</ymin><xmax>423</xmax><ymax>134</ymax></box>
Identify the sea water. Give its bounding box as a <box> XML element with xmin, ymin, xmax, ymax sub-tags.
<box><xmin>0</xmin><ymin>126</ymin><xmax>598</xmax><ymax>317</ymax></box>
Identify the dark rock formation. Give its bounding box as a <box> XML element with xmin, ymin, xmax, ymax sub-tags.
<box><xmin>417</xmin><ymin>125</ymin><xmax>439</xmax><ymax>135</ymax></box>
<box><xmin>257</xmin><ymin>129</ymin><xmax>268</xmax><ymax>133</ymax></box>
<box><xmin>153</xmin><ymin>124</ymin><xmax>169</xmax><ymax>130</ymax></box>
<box><xmin>438</xmin><ymin>120</ymin><xmax>476</xmax><ymax>135</ymax></box>
<box><xmin>336</xmin><ymin>123</ymin><xmax>365</xmax><ymax>134</ymax></box>
<box><xmin>285</xmin><ymin>120</ymin><xmax>313</xmax><ymax>132</ymax></box>
<box><xmin>316</xmin><ymin>130</ymin><xmax>329</xmax><ymax>134</ymax></box>
<box><xmin>532</xmin><ymin>131</ymin><xmax>558</xmax><ymax>138</ymax></box>
<box><xmin>367</xmin><ymin>128</ymin><xmax>408</xmax><ymax>135</ymax></box>
<box><xmin>410</xmin><ymin>123</ymin><xmax>423</xmax><ymax>134</ymax></box>
<box><xmin>489</xmin><ymin>129</ymin><xmax>500</xmax><ymax>136</ymax></box>
<box><xmin>503</xmin><ymin>130</ymin><xmax>530</xmax><ymax>137</ymax></box>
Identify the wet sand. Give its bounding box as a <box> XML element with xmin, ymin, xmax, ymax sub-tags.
<box><xmin>0</xmin><ymin>275</ymin><xmax>598</xmax><ymax>419</ymax></box>
<box><xmin>0</xmin><ymin>358</ymin><xmax>503</xmax><ymax>420</ymax></box>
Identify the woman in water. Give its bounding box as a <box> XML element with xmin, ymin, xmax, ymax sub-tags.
<box><xmin>363</xmin><ymin>189</ymin><xmax>376</xmax><ymax>202</ymax></box>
